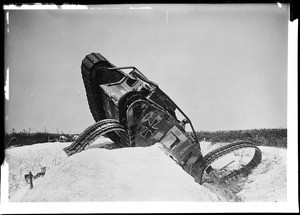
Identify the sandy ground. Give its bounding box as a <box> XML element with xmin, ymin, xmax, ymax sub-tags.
<box><xmin>5</xmin><ymin>138</ymin><xmax>287</xmax><ymax>203</ymax></box>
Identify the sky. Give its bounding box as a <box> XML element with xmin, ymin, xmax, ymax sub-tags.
<box><xmin>4</xmin><ymin>4</ymin><xmax>289</xmax><ymax>134</ymax></box>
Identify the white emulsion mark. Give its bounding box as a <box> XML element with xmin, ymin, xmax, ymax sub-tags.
<box><xmin>4</xmin><ymin>4</ymin><xmax>58</xmax><ymax>10</ymax></box>
<box><xmin>6</xmin><ymin>11</ymin><xmax>9</xmax><ymax>24</ymax></box>
<box><xmin>277</xmin><ymin>2</ymin><xmax>282</xmax><ymax>8</ymax></box>
<box><xmin>5</xmin><ymin>68</ymin><xmax>9</xmax><ymax>100</ymax></box>
<box><xmin>61</xmin><ymin>4</ymin><xmax>88</xmax><ymax>10</ymax></box>
<box><xmin>6</xmin><ymin>11</ymin><xmax>9</xmax><ymax>33</ymax></box>
<box><xmin>1</xmin><ymin>159</ymin><xmax>9</xmax><ymax>204</ymax></box>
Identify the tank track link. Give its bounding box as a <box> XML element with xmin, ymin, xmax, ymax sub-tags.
<box><xmin>201</xmin><ymin>141</ymin><xmax>262</xmax><ymax>184</ymax></box>
<box><xmin>63</xmin><ymin>119</ymin><xmax>129</xmax><ymax>156</ymax></box>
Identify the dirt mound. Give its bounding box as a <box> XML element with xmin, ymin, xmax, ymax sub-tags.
<box><xmin>6</xmin><ymin>141</ymin><xmax>220</xmax><ymax>202</ymax></box>
<box><xmin>5</xmin><ymin>141</ymin><xmax>286</xmax><ymax>202</ymax></box>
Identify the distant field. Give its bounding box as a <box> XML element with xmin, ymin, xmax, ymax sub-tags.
<box><xmin>5</xmin><ymin>128</ymin><xmax>287</xmax><ymax>149</ymax></box>
<box><xmin>195</xmin><ymin>128</ymin><xmax>287</xmax><ymax>148</ymax></box>
<box><xmin>4</xmin><ymin>131</ymin><xmax>77</xmax><ymax>149</ymax></box>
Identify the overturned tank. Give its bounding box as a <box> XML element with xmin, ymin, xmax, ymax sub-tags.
<box><xmin>63</xmin><ymin>53</ymin><xmax>262</xmax><ymax>185</ymax></box>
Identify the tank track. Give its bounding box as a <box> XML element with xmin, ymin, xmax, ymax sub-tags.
<box><xmin>63</xmin><ymin>119</ymin><xmax>129</xmax><ymax>156</ymax></box>
<box><xmin>81</xmin><ymin>53</ymin><xmax>128</xmax><ymax>146</ymax></box>
<box><xmin>81</xmin><ymin>53</ymin><xmax>115</xmax><ymax>122</ymax></box>
<box><xmin>201</xmin><ymin>141</ymin><xmax>262</xmax><ymax>184</ymax></box>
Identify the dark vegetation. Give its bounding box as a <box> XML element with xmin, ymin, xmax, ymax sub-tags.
<box><xmin>194</xmin><ymin>128</ymin><xmax>287</xmax><ymax>148</ymax></box>
<box><xmin>5</xmin><ymin>128</ymin><xmax>287</xmax><ymax>149</ymax></box>
<box><xmin>5</xmin><ymin>129</ymin><xmax>78</xmax><ymax>149</ymax></box>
